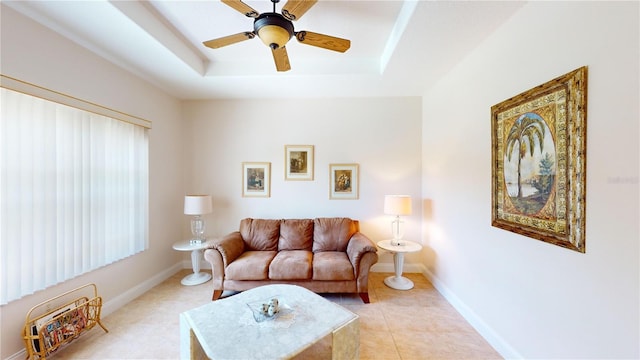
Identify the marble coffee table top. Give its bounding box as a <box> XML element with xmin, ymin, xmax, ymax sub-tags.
<box><xmin>180</xmin><ymin>284</ymin><xmax>358</xmax><ymax>359</ymax></box>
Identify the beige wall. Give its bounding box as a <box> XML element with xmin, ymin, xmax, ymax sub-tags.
<box><xmin>181</xmin><ymin>97</ymin><xmax>423</xmax><ymax>259</ymax></box>
<box><xmin>0</xmin><ymin>6</ymin><xmax>185</xmax><ymax>358</ymax></box>
<box><xmin>421</xmin><ymin>1</ymin><xmax>639</xmax><ymax>358</ymax></box>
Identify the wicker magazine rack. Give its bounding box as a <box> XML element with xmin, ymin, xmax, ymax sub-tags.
<box><xmin>23</xmin><ymin>283</ymin><xmax>108</xmax><ymax>359</ymax></box>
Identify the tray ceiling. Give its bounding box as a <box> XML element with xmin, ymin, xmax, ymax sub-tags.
<box><xmin>3</xmin><ymin>1</ymin><xmax>525</xmax><ymax>99</ymax></box>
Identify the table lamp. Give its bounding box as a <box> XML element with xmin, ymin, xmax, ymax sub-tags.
<box><xmin>184</xmin><ymin>195</ymin><xmax>213</xmax><ymax>244</ymax></box>
<box><xmin>384</xmin><ymin>195</ymin><xmax>412</xmax><ymax>246</ymax></box>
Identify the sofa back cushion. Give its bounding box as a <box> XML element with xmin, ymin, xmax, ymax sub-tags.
<box><xmin>239</xmin><ymin>218</ymin><xmax>280</xmax><ymax>251</ymax></box>
<box><xmin>312</xmin><ymin>217</ymin><xmax>358</xmax><ymax>252</ymax></box>
<box><xmin>279</xmin><ymin>219</ymin><xmax>314</xmax><ymax>251</ymax></box>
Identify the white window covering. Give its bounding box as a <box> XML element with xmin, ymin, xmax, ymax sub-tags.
<box><xmin>0</xmin><ymin>87</ymin><xmax>149</xmax><ymax>305</ymax></box>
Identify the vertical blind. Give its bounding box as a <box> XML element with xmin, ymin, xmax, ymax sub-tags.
<box><xmin>0</xmin><ymin>87</ymin><xmax>149</xmax><ymax>305</ymax></box>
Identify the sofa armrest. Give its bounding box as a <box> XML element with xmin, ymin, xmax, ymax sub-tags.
<box><xmin>206</xmin><ymin>231</ymin><xmax>245</xmax><ymax>267</ymax></box>
<box><xmin>204</xmin><ymin>232</ymin><xmax>246</xmax><ymax>300</ymax></box>
<box><xmin>346</xmin><ymin>232</ymin><xmax>378</xmax><ymax>274</ymax></box>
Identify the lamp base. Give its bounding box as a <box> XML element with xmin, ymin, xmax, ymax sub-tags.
<box><xmin>191</xmin><ymin>216</ymin><xmax>205</xmax><ymax>243</ymax></box>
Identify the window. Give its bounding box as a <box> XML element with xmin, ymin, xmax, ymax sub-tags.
<box><xmin>0</xmin><ymin>76</ymin><xmax>150</xmax><ymax>305</ymax></box>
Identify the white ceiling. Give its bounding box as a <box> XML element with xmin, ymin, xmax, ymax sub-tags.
<box><xmin>4</xmin><ymin>0</ymin><xmax>525</xmax><ymax>100</ymax></box>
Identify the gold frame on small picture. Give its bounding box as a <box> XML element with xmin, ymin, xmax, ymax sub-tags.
<box><xmin>242</xmin><ymin>162</ymin><xmax>271</xmax><ymax>198</ymax></box>
<box><xmin>329</xmin><ymin>163</ymin><xmax>359</xmax><ymax>200</ymax></box>
<box><xmin>285</xmin><ymin>145</ymin><xmax>314</xmax><ymax>181</ymax></box>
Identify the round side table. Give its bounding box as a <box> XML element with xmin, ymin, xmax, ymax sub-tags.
<box><xmin>172</xmin><ymin>240</ymin><xmax>212</xmax><ymax>286</ymax></box>
<box><xmin>377</xmin><ymin>239</ymin><xmax>422</xmax><ymax>290</ymax></box>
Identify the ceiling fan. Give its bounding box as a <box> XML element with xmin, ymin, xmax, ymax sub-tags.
<box><xmin>203</xmin><ymin>0</ymin><xmax>351</xmax><ymax>72</ymax></box>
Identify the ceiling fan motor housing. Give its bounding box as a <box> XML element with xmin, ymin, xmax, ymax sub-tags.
<box><xmin>254</xmin><ymin>13</ymin><xmax>294</xmax><ymax>49</ymax></box>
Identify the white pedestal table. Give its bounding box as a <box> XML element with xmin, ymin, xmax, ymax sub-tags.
<box><xmin>377</xmin><ymin>239</ymin><xmax>423</xmax><ymax>290</ymax></box>
<box><xmin>172</xmin><ymin>240</ymin><xmax>212</xmax><ymax>286</ymax></box>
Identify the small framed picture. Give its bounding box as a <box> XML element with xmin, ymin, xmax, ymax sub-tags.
<box><xmin>242</xmin><ymin>162</ymin><xmax>271</xmax><ymax>198</ymax></box>
<box><xmin>285</xmin><ymin>145</ymin><xmax>314</xmax><ymax>181</ymax></box>
<box><xmin>329</xmin><ymin>164</ymin><xmax>359</xmax><ymax>200</ymax></box>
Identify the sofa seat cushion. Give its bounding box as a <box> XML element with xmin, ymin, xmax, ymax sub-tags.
<box><xmin>269</xmin><ymin>250</ymin><xmax>313</xmax><ymax>280</ymax></box>
<box><xmin>225</xmin><ymin>251</ymin><xmax>277</xmax><ymax>280</ymax></box>
<box><xmin>312</xmin><ymin>252</ymin><xmax>355</xmax><ymax>281</ymax></box>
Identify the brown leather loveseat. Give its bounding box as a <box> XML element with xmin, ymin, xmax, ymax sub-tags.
<box><xmin>204</xmin><ymin>217</ymin><xmax>379</xmax><ymax>303</ymax></box>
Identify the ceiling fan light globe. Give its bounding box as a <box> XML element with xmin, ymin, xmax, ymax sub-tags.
<box><xmin>254</xmin><ymin>13</ymin><xmax>294</xmax><ymax>50</ymax></box>
<box><xmin>258</xmin><ymin>25</ymin><xmax>291</xmax><ymax>49</ymax></box>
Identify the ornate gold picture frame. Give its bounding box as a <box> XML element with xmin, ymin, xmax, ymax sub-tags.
<box><xmin>491</xmin><ymin>66</ymin><xmax>587</xmax><ymax>252</ymax></box>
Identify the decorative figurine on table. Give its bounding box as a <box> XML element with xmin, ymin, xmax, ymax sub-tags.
<box><xmin>260</xmin><ymin>298</ymin><xmax>279</xmax><ymax>317</ymax></box>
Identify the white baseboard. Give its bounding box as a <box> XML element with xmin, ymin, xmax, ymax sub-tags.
<box><xmin>102</xmin><ymin>262</ymin><xmax>183</xmax><ymax>316</ymax></box>
<box><xmin>5</xmin><ymin>349</ymin><xmax>25</xmax><ymax>360</ymax></box>
<box><xmin>422</xmin><ymin>268</ymin><xmax>522</xmax><ymax>359</ymax></box>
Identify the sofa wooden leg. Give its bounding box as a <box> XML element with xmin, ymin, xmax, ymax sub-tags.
<box><xmin>212</xmin><ymin>290</ymin><xmax>222</xmax><ymax>301</ymax></box>
<box><xmin>359</xmin><ymin>292</ymin><xmax>370</xmax><ymax>304</ymax></box>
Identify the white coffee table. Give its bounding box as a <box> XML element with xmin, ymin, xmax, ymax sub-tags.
<box><xmin>179</xmin><ymin>284</ymin><xmax>359</xmax><ymax>359</ymax></box>
<box><xmin>172</xmin><ymin>240</ymin><xmax>212</xmax><ymax>286</ymax></box>
<box><xmin>377</xmin><ymin>239</ymin><xmax>423</xmax><ymax>290</ymax></box>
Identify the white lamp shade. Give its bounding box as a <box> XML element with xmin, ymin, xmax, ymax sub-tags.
<box><xmin>184</xmin><ymin>195</ymin><xmax>213</xmax><ymax>215</ymax></box>
<box><xmin>384</xmin><ymin>195</ymin><xmax>412</xmax><ymax>216</ymax></box>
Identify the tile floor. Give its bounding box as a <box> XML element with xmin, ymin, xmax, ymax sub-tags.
<box><xmin>51</xmin><ymin>270</ymin><xmax>501</xmax><ymax>359</ymax></box>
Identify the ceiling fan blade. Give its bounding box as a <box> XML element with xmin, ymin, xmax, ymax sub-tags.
<box><xmin>281</xmin><ymin>0</ymin><xmax>318</xmax><ymax>21</ymax></box>
<box><xmin>221</xmin><ymin>0</ymin><xmax>260</xmax><ymax>18</ymax></box>
<box><xmin>271</xmin><ymin>47</ymin><xmax>291</xmax><ymax>72</ymax></box>
<box><xmin>295</xmin><ymin>31</ymin><xmax>351</xmax><ymax>52</ymax></box>
<box><xmin>203</xmin><ymin>32</ymin><xmax>255</xmax><ymax>49</ymax></box>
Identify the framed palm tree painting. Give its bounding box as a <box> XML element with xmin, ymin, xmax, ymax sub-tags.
<box><xmin>491</xmin><ymin>66</ymin><xmax>587</xmax><ymax>253</ymax></box>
